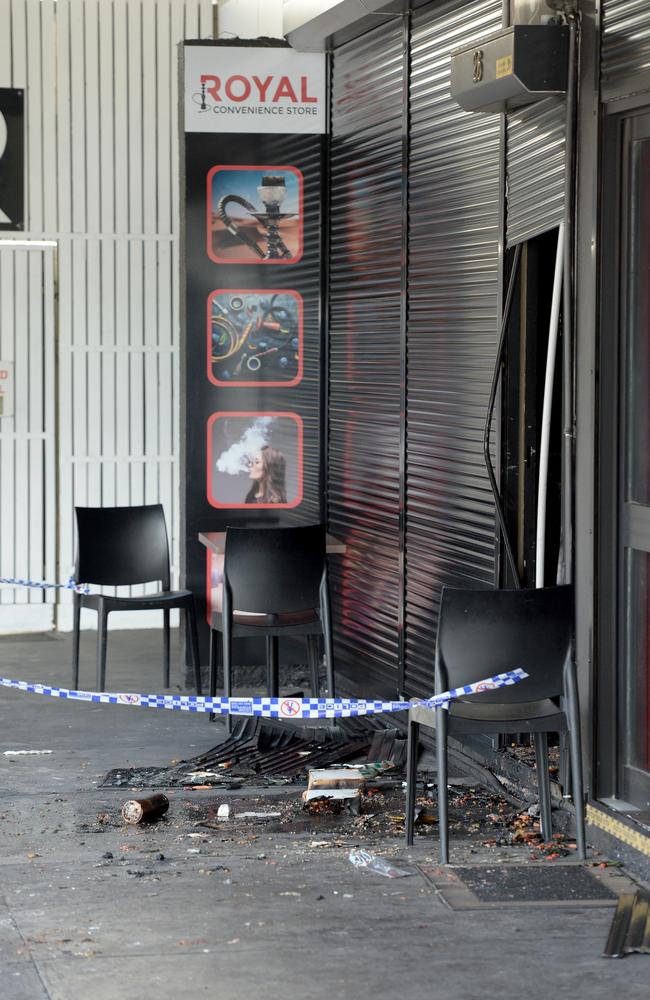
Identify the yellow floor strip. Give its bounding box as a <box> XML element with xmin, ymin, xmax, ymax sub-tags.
<box><xmin>587</xmin><ymin>804</ymin><xmax>650</xmax><ymax>857</ymax></box>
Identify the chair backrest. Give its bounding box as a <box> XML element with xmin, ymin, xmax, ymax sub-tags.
<box><xmin>75</xmin><ymin>504</ymin><xmax>171</xmax><ymax>588</ymax></box>
<box><xmin>223</xmin><ymin>525</ymin><xmax>326</xmax><ymax>614</ymax></box>
<box><xmin>435</xmin><ymin>585</ymin><xmax>574</xmax><ymax>704</ymax></box>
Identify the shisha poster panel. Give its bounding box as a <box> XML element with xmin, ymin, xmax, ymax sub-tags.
<box><xmin>207</xmin><ymin>289</ymin><xmax>303</xmax><ymax>387</ymax></box>
<box><xmin>207</xmin><ymin>165</ymin><xmax>303</xmax><ymax>264</ymax></box>
<box><xmin>207</xmin><ymin>411</ymin><xmax>303</xmax><ymax>510</ymax></box>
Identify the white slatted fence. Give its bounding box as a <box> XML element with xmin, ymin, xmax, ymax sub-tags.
<box><xmin>0</xmin><ymin>0</ymin><xmax>214</xmax><ymax>632</ymax></box>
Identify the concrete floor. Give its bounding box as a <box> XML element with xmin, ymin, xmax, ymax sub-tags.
<box><xmin>0</xmin><ymin>629</ymin><xmax>648</xmax><ymax>1000</ymax></box>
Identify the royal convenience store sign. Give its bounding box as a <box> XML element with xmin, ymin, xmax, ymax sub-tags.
<box><xmin>184</xmin><ymin>45</ymin><xmax>326</xmax><ymax>134</ymax></box>
<box><xmin>181</xmin><ymin>42</ymin><xmax>326</xmax><ymax>653</ymax></box>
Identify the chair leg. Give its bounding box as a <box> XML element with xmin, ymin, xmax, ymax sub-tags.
<box><xmin>559</xmin><ymin>729</ymin><xmax>571</xmax><ymax>797</ymax></box>
<box><xmin>186</xmin><ymin>600</ymin><xmax>202</xmax><ymax>695</ymax></box>
<box><xmin>437</xmin><ymin>706</ymin><xmax>449</xmax><ymax>864</ymax></box>
<box><xmin>163</xmin><ymin>609</ymin><xmax>171</xmax><ymax>688</ymax></box>
<box><xmin>96</xmin><ymin>603</ymin><xmax>108</xmax><ymax>693</ymax></box>
<box><xmin>306</xmin><ymin>635</ymin><xmax>320</xmax><ymax>696</ymax></box>
<box><xmin>208</xmin><ymin>629</ymin><xmax>219</xmax><ymax>723</ymax></box>
<box><xmin>534</xmin><ymin>731</ymin><xmax>553</xmax><ymax>841</ymax></box>
<box><xmin>321</xmin><ymin>590</ymin><xmax>335</xmax><ymax>698</ymax></box>
<box><xmin>266</xmin><ymin>636</ymin><xmax>279</xmax><ymax>698</ymax></box>
<box><xmin>223</xmin><ymin>622</ymin><xmax>233</xmax><ymax>735</ymax></box>
<box><xmin>72</xmin><ymin>593</ymin><xmax>81</xmax><ymax>689</ymax></box>
<box><xmin>565</xmin><ymin>671</ymin><xmax>587</xmax><ymax>860</ymax></box>
<box><xmin>405</xmin><ymin>717</ymin><xmax>420</xmax><ymax>847</ymax></box>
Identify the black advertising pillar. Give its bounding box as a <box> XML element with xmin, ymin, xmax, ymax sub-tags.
<box><xmin>180</xmin><ymin>40</ymin><xmax>327</xmax><ymax>661</ymax></box>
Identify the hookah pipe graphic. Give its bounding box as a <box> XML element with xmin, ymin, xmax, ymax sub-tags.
<box><xmin>216</xmin><ymin>175</ymin><xmax>295</xmax><ymax>260</ymax></box>
<box><xmin>192</xmin><ymin>81</ymin><xmax>209</xmax><ymax>112</ymax></box>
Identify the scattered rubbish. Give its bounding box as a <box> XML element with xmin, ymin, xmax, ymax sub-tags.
<box><xmin>306</xmin><ymin>767</ymin><xmax>366</xmax><ymax>790</ymax></box>
<box><xmin>184</xmin><ymin>770</ymin><xmax>228</xmax><ymax>783</ymax></box>
<box><xmin>217</xmin><ymin>804</ymin><xmax>230</xmax><ymax>821</ymax></box>
<box><xmin>529</xmin><ymin>837</ymin><xmax>577</xmax><ymax>861</ymax></box>
<box><xmin>603</xmin><ymin>890</ymin><xmax>650</xmax><ymax>958</ymax></box>
<box><xmin>414</xmin><ymin>805</ymin><xmax>438</xmax><ymax>826</ymax></box>
<box><xmin>121</xmin><ymin>793</ymin><xmax>169</xmax><ymax>825</ymax></box>
<box><xmin>341</xmin><ymin>761</ymin><xmax>395</xmax><ymax>778</ymax></box>
<box><xmin>236</xmin><ymin>811</ymin><xmax>281</xmax><ymax>819</ymax></box>
<box><xmin>4</xmin><ymin>749</ymin><xmax>53</xmax><ymax>756</ymax></box>
<box><xmin>303</xmin><ymin>767</ymin><xmax>365</xmax><ymax>814</ymax></box>
<box><xmin>305</xmin><ymin>791</ymin><xmax>362</xmax><ymax>815</ymax></box>
<box><xmin>348</xmin><ymin>849</ymin><xmax>415</xmax><ymax>878</ymax></box>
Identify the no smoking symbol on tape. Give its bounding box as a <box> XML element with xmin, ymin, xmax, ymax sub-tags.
<box><xmin>280</xmin><ymin>698</ymin><xmax>300</xmax><ymax>717</ymax></box>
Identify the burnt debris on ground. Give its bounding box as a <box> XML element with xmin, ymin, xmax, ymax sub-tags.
<box><xmin>100</xmin><ymin>717</ymin><xmax>408</xmax><ymax>789</ymax></box>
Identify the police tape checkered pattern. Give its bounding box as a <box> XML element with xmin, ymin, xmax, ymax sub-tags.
<box><xmin>0</xmin><ymin>669</ymin><xmax>527</xmax><ymax>719</ymax></box>
<box><xmin>0</xmin><ymin>576</ymin><xmax>90</xmax><ymax>594</ymax></box>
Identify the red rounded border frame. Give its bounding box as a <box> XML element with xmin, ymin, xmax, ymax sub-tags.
<box><xmin>206</xmin><ymin>410</ymin><xmax>304</xmax><ymax>509</ymax></box>
<box><xmin>206</xmin><ymin>164</ymin><xmax>304</xmax><ymax>265</ymax></box>
<box><xmin>206</xmin><ymin>288</ymin><xmax>304</xmax><ymax>388</ymax></box>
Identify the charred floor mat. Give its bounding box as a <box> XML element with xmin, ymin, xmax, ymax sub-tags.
<box><xmin>417</xmin><ymin>863</ymin><xmax>641</xmax><ymax>910</ymax></box>
<box><xmin>100</xmin><ymin>717</ymin><xmax>407</xmax><ymax>789</ymax></box>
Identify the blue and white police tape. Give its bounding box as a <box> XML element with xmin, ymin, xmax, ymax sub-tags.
<box><xmin>0</xmin><ymin>668</ymin><xmax>527</xmax><ymax>719</ymax></box>
<box><xmin>0</xmin><ymin>576</ymin><xmax>90</xmax><ymax>594</ymax></box>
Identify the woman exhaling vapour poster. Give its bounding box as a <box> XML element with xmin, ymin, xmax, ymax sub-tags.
<box><xmin>207</xmin><ymin>412</ymin><xmax>303</xmax><ymax>508</ymax></box>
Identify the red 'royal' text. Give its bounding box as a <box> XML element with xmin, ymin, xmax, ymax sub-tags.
<box><xmin>200</xmin><ymin>74</ymin><xmax>318</xmax><ymax>104</ymax></box>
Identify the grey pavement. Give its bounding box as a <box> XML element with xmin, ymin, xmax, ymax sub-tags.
<box><xmin>0</xmin><ymin>629</ymin><xmax>648</xmax><ymax>1000</ymax></box>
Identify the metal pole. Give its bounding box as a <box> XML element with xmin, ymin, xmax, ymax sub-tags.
<box><xmin>536</xmin><ymin>224</ymin><xmax>565</xmax><ymax>588</ymax></box>
<box><xmin>558</xmin><ymin>12</ymin><xmax>578</xmax><ymax>584</ymax></box>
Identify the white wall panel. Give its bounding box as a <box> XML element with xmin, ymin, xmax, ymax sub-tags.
<box><xmin>0</xmin><ymin>242</ymin><xmax>57</xmax><ymax>630</ymax></box>
<box><xmin>0</xmin><ymin>0</ymin><xmax>214</xmax><ymax>632</ymax></box>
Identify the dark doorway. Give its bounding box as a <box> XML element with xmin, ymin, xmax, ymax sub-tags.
<box><xmin>599</xmin><ymin>108</ymin><xmax>650</xmax><ymax>814</ymax></box>
<box><xmin>502</xmin><ymin>229</ymin><xmax>563</xmax><ymax>590</ymax></box>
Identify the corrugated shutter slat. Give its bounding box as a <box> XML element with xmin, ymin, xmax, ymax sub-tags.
<box><xmin>327</xmin><ymin>23</ymin><xmax>405</xmax><ymax>695</ymax></box>
<box><xmin>404</xmin><ymin>0</ymin><xmax>502</xmax><ymax>695</ymax></box>
<box><xmin>602</xmin><ymin>0</ymin><xmax>650</xmax><ymax>99</ymax></box>
<box><xmin>506</xmin><ymin>96</ymin><xmax>566</xmax><ymax>247</ymax></box>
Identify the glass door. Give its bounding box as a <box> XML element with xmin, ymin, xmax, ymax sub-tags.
<box><xmin>618</xmin><ymin>113</ymin><xmax>650</xmax><ymax>810</ymax></box>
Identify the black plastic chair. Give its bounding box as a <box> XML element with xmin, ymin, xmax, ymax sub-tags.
<box><xmin>405</xmin><ymin>585</ymin><xmax>586</xmax><ymax>862</ymax></box>
<box><xmin>72</xmin><ymin>504</ymin><xmax>202</xmax><ymax>694</ymax></box>
<box><xmin>209</xmin><ymin>525</ymin><xmax>335</xmax><ymax>715</ymax></box>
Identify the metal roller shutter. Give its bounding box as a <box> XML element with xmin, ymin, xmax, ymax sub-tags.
<box><xmin>602</xmin><ymin>0</ymin><xmax>650</xmax><ymax>101</ymax></box>
<box><xmin>506</xmin><ymin>96</ymin><xmax>566</xmax><ymax>247</ymax></box>
<box><xmin>327</xmin><ymin>21</ymin><xmax>406</xmax><ymax>695</ymax></box>
<box><xmin>259</xmin><ymin>133</ymin><xmax>325</xmax><ymax>527</ymax></box>
<box><xmin>404</xmin><ymin>0</ymin><xmax>502</xmax><ymax>696</ymax></box>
